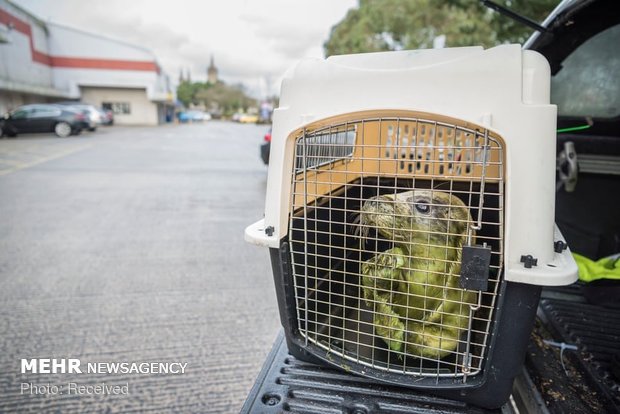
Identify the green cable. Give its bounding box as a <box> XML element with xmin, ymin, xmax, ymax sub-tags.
<box><xmin>557</xmin><ymin>124</ymin><xmax>592</xmax><ymax>133</ymax></box>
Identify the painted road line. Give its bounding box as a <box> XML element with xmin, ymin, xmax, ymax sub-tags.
<box><xmin>0</xmin><ymin>143</ymin><xmax>94</xmax><ymax>176</ymax></box>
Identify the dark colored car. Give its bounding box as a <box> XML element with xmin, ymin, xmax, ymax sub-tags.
<box><xmin>261</xmin><ymin>128</ymin><xmax>271</xmax><ymax>164</ymax></box>
<box><xmin>0</xmin><ymin>104</ymin><xmax>85</xmax><ymax>138</ymax></box>
<box><xmin>520</xmin><ymin>1</ymin><xmax>620</xmax><ymax>411</ymax></box>
<box><xmin>525</xmin><ymin>0</ymin><xmax>619</xmax><ymax>257</ymax></box>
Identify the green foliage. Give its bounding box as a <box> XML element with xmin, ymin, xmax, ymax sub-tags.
<box><xmin>194</xmin><ymin>82</ymin><xmax>256</xmax><ymax>116</ymax></box>
<box><xmin>176</xmin><ymin>81</ymin><xmax>205</xmax><ymax>107</ymax></box>
<box><xmin>176</xmin><ymin>81</ymin><xmax>256</xmax><ymax>116</ymax></box>
<box><xmin>488</xmin><ymin>0</ymin><xmax>560</xmax><ymax>44</ymax></box>
<box><xmin>324</xmin><ymin>0</ymin><xmax>559</xmax><ymax>56</ymax></box>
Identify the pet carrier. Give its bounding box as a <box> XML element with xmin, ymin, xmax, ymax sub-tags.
<box><xmin>246</xmin><ymin>44</ymin><xmax>578</xmax><ymax>409</ymax></box>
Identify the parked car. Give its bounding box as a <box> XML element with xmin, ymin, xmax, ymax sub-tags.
<box><xmin>239</xmin><ymin>114</ymin><xmax>259</xmax><ymax>124</ymax></box>
<box><xmin>186</xmin><ymin>110</ymin><xmax>211</xmax><ymax>122</ymax></box>
<box><xmin>0</xmin><ymin>104</ymin><xmax>85</xmax><ymax>138</ymax></box>
<box><xmin>98</xmin><ymin>108</ymin><xmax>114</xmax><ymax>126</ymax></box>
<box><xmin>55</xmin><ymin>102</ymin><xmax>101</xmax><ymax>131</ymax></box>
<box><xmin>177</xmin><ymin>111</ymin><xmax>190</xmax><ymax>123</ymax></box>
<box><xmin>176</xmin><ymin>110</ymin><xmax>212</xmax><ymax>123</ymax></box>
<box><xmin>260</xmin><ymin>128</ymin><xmax>271</xmax><ymax>165</ymax></box>
<box><xmin>231</xmin><ymin>112</ymin><xmax>258</xmax><ymax>123</ymax></box>
<box><xmin>209</xmin><ymin>109</ymin><xmax>222</xmax><ymax>120</ymax></box>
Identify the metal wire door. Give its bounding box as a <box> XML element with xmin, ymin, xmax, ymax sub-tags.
<box><xmin>288</xmin><ymin>112</ymin><xmax>504</xmax><ymax>380</ymax></box>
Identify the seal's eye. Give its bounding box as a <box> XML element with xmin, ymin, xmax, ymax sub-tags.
<box><xmin>415</xmin><ymin>201</ymin><xmax>430</xmax><ymax>214</ymax></box>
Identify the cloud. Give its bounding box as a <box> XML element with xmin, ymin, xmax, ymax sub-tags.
<box><xmin>13</xmin><ymin>0</ymin><xmax>357</xmax><ymax>96</ymax></box>
<box><xmin>239</xmin><ymin>13</ymin><xmax>324</xmax><ymax>59</ymax></box>
<box><xmin>239</xmin><ymin>0</ymin><xmax>354</xmax><ymax>61</ymax></box>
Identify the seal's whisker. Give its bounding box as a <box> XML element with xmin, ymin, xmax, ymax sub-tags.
<box><xmin>360</xmin><ymin>223</ymin><xmax>369</xmax><ymax>241</ymax></box>
<box><xmin>433</xmin><ymin>181</ymin><xmax>450</xmax><ymax>190</ymax></box>
<box><xmin>349</xmin><ymin>213</ymin><xmax>362</xmax><ymax>239</ymax></box>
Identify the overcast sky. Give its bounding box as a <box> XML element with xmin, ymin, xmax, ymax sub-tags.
<box><xmin>14</xmin><ymin>0</ymin><xmax>357</xmax><ymax>98</ymax></box>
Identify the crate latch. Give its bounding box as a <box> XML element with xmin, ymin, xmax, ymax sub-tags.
<box><xmin>460</xmin><ymin>244</ymin><xmax>492</xmax><ymax>291</ymax></box>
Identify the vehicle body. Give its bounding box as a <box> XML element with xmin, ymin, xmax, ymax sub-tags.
<box><xmin>0</xmin><ymin>104</ymin><xmax>85</xmax><ymax>138</ymax></box>
<box><xmin>260</xmin><ymin>128</ymin><xmax>271</xmax><ymax>165</ymax></box>
<box><xmin>209</xmin><ymin>109</ymin><xmax>222</xmax><ymax>120</ymax></box>
<box><xmin>176</xmin><ymin>110</ymin><xmax>210</xmax><ymax>123</ymax></box>
<box><xmin>519</xmin><ymin>1</ymin><xmax>620</xmax><ymax>411</ymax></box>
<box><xmin>186</xmin><ymin>110</ymin><xmax>211</xmax><ymax>122</ymax></box>
<box><xmin>239</xmin><ymin>114</ymin><xmax>258</xmax><ymax>124</ymax></box>
<box><xmin>98</xmin><ymin>108</ymin><xmax>114</xmax><ymax>126</ymax></box>
<box><xmin>232</xmin><ymin>112</ymin><xmax>258</xmax><ymax>123</ymax></box>
<box><xmin>55</xmin><ymin>102</ymin><xmax>101</xmax><ymax>131</ymax></box>
<box><xmin>177</xmin><ymin>111</ymin><xmax>190</xmax><ymax>123</ymax></box>
<box><xmin>243</xmin><ymin>0</ymin><xmax>620</xmax><ymax>412</ymax></box>
<box><xmin>525</xmin><ymin>0</ymin><xmax>620</xmax><ymax>268</ymax></box>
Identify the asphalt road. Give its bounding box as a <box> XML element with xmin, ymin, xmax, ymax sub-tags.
<box><xmin>0</xmin><ymin>123</ymin><xmax>280</xmax><ymax>413</ymax></box>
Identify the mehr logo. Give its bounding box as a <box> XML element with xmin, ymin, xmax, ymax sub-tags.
<box><xmin>21</xmin><ymin>358</ymin><xmax>188</xmax><ymax>374</ymax></box>
<box><xmin>21</xmin><ymin>359</ymin><xmax>82</xmax><ymax>374</ymax></box>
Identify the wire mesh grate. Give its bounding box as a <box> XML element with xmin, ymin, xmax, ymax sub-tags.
<box><xmin>288</xmin><ymin>115</ymin><xmax>504</xmax><ymax>380</ymax></box>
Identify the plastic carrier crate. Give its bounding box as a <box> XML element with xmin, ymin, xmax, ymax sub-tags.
<box><xmin>246</xmin><ymin>44</ymin><xmax>578</xmax><ymax>409</ymax></box>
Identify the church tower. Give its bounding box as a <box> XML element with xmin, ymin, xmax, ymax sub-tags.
<box><xmin>207</xmin><ymin>55</ymin><xmax>218</xmax><ymax>85</ymax></box>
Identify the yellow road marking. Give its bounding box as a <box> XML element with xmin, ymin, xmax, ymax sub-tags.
<box><xmin>0</xmin><ymin>143</ymin><xmax>94</xmax><ymax>177</ymax></box>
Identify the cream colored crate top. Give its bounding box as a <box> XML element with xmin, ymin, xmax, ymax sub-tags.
<box><xmin>245</xmin><ymin>45</ymin><xmax>578</xmax><ymax>287</ymax></box>
<box><xmin>291</xmin><ymin>110</ymin><xmax>503</xmax><ymax>209</ymax></box>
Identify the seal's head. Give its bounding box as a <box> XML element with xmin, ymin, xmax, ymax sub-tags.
<box><xmin>359</xmin><ymin>189</ymin><xmax>471</xmax><ymax>244</ymax></box>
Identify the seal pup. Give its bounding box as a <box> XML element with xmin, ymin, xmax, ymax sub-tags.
<box><xmin>359</xmin><ymin>189</ymin><xmax>477</xmax><ymax>360</ymax></box>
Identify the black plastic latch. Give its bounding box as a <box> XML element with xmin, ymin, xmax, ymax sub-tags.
<box><xmin>265</xmin><ymin>226</ymin><xmax>274</xmax><ymax>236</ymax></box>
<box><xmin>554</xmin><ymin>240</ymin><xmax>568</xmax><ymax>253</ymax></box>
<box><xmin>520</xmin><ymin>255</ymin><xmax>538</xmax><ymax>268</ymax></box>
<box><xmin>460</xmin><ymin>245</ymin><xmax>492</xmax><ymax>291</ymax></box>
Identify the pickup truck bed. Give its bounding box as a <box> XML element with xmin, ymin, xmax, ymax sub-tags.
<box><xmin>525</xmin><ymin>285</ymin><xmax>620</xmax><ymax>413</ymax></box>
<box><xmin>241</xmin><ymin>330</ymin><xmax>505</xmax><ymax>414</ymax></box>
<box><xmin>242</xmin><ymin>284</ymin><xmax>619</xmax><ymax>414</ymax></box>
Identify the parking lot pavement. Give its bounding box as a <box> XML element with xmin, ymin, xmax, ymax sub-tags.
<box><xmin>0</xmin><ymin>135</ymin><xmax>93</xmax><ymax>176</ymax></box>
<box><xmin>0</xmin><ymin>123</ymin><xmax>281</xmax><ymax>413</ymax></box>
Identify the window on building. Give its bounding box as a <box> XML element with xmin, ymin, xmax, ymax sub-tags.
<box><xmin>103</xmin><ymin>102</ymin><xmax>131</xmax><ymax>115</ymax></box>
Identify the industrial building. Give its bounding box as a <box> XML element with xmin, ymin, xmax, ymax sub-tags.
<box><xmin>0</xmin><ymin>0</ymin><xmax>174</xmax><ymax>125</ymax></box>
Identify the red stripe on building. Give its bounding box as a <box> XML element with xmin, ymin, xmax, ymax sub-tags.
<box><xmin>0</xmin><ymin>8</ymin><xmax>158</xmax><ymax>72</ymax></box>
<box><xmin>0</xmin><ymin>8</ymin><xmax>30</xmax><ymax>35</ymax></box>
<box><xmin>50</xmin><ymin>56</ymin><xmax>159</xmax><ymax>71</ymax></box>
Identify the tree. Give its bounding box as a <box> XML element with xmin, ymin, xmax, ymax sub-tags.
<box><xmin>324</xmin><ymin>0</ymin><xmax>559</xmax><ymax>57</ymax></box>
<box><xmin>194</xmin><ymin>82</ymin><xmax>257</xmax><ymax>116</ymax></box>
<box><xmin>176</xmin><ymin>80</ymin><xmax>257</xmax><ymax>116</ymax></box>
<box><xmin>176</xmin><ymin>81</ymin><xmax>205</xmax><ymax>106</ymax></box>
<box><xmin>486</xmin><ymin>0</ymin><xmax>560</xmax><ymax>44</ymax></box>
